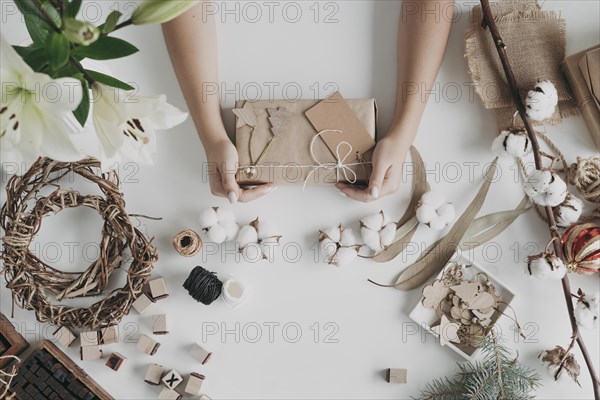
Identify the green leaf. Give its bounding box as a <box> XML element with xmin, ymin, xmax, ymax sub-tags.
<box><xmin>65</xmin><ymin>0</ymin><xmax>83</xmax><ymax>19</ymax></box>
<box><xmin>393</xmin><ymin>158</ymin><xmax>499</xmax><ymax>290</ymax></box>
<box><xmin>40</xmin><ymin>1</ymin><xmax>62</xmax><ymax>28</ymax></box>
<box><xmin>12</xmin><ymin>45</ymin><xmax>39</xmax><ymax>58</ymax></box>
<box><xmin>46</xmin><ymin>32</ymin><xmax>70</xmax><ymax>70</ymax></box>
<box><xmin>102</xmin><ymin>11</ymin><xmax>123</xmax><ymax>34</ymax></box>
<box><xmin>23</xmin><ymin>13</ymin><xmax>51</xmax><ymax>46</ymax></box>
<box><xmin>85</xmin><ymin>70</ymin><xmax>134</xmax><ymax>91</ymax></box>
<box><xmin>73</xmin><ymin>80</ymin><xmax>90</xmax><ymax>127</ymax></box>
<box><xmin>21</xmin><ymin>47</ymin><xmax>48</xmax><ymax>71</ymax></box>
<box><xmin>73</xmin><ymin>36</ymin><xmax>138</xmax><ymax>60</ymax></box>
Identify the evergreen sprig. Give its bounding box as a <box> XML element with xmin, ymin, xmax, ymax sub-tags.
<box><xmin>416</xmin><ymin>336</ymin><xmax>541</xmax><ymax>400</ymax></box>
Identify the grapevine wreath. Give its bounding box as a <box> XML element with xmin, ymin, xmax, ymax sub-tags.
<box><xmin>0</xmin><ymin>157</ymin><xmax>158</xmax><ymax>329</ymax></box>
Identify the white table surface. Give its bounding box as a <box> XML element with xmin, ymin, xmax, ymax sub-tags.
<box><xmin>1</xmin><ymin>1</ymin><xmax>599</xmax><ymax>399</ymax></box>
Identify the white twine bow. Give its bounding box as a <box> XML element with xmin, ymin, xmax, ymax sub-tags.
<box><xmin>303</xmin><ymin>129</ymin><xmax>362</xmax><ymax>190</ymax></box>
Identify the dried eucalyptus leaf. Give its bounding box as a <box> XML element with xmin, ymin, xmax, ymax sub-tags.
<box><xmin>373</xmin><ymin>217</ymin><xmax>419</xmax><ymax>262</ymax></box>
<box><xmin>393</xmin><ymin>159</ymin><xmax>499</xmax><ymax>290</ymax></box>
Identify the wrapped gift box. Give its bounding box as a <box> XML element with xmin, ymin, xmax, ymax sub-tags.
<box><xmin>563</xmin><ymin>44</ymin><xmax>600</xmax><ymax>149</ymax></box>
<box><xmin>234</xmin><ymin>92</ymin><xmax>377</xmax><ymax>186</ymax></box>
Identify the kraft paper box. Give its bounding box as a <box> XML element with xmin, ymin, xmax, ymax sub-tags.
<box><xmin>563</xmin><ymin>44</ymin><xmax>600</xmax><ymax>149</ymax></box>
<box><xmin>234</xmin><ymin>92</ymin><xmax>377</xmax><ymax>186</ymax></box>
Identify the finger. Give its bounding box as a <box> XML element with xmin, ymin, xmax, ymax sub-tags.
<box><xmin>221</xmin><ymin>169</ymin><xmax>241</xmax><ymax>204</ymax></box>
<box><xmin>335</xmin><ymin>182</ymin><xmax>374</xmax><ymax>202</ymax></box>
<box><xmin>209</xmin><ymin>172</ymin><xmax>227</xmax><ymax>198</ymax></box>
<box><xmin>379</xmin><ymin>164</ymin><xmax>403</xmax><ymax>197</ymax></box>
<box><xmin>238</xmin><ymin>184</ymin><xmax>276</xmax><ymax>203</ymax></box>
<box><xmin>368</xmin><ymin>159</ymin><xmax>391</xmax><ymax>200</ymax></box>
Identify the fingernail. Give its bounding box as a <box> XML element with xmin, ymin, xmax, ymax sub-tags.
<box><xmin>338</xmin><ymin>191</ymin><xmax>347</xmax><ymax>198</ymax></box>
<box><xmin>228</xmin><ymin>191</ymin><xmax>238</xmax><ymax>204</ymax></box>
<box><xmin>370</xmin><ymin>186</ymin><xmax>379</xmax><ymax>199</ymax></box>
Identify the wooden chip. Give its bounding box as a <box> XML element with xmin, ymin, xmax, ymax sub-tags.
<box><xmin>393</xmin><ymin>159</ymin><xmax>499</xmax><ymax>290</ymax></box>
<box><xmin>421</xmin><ymin>280</ymin><xmax>450</xmax><ymax>309</ymax></box>
<box><xmin>467</xmin><ymin>291</ymin><xmax>496</xmax><ymax>310</ymax></box>
<box><xmin>431</xmin><ymin>315</ymin><xmax>461</xmax><ymax>346</ymax></box>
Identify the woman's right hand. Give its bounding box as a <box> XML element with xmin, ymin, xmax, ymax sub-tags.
<box><xmin>204</xmin><ymin>137</ymin><xmax>275</xmax><ymax>203</ymax></box>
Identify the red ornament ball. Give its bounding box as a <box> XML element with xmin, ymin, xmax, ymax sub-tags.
<box><xmin>561</xmin><ymin>223</ymin><xmax>600</xmax><ymax>275</ymax></box>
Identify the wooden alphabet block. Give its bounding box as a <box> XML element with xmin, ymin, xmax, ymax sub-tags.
<box><xmin>105</xmin><ymin>352</ymin><xmax>126</xmax><ymax>371</ymax></box>
<box><xmin>386</xmin><ymin>368</ymin><xmax>407</xmax><ymax>384</ymax></box>
<box><xmin>158</xmin><ymin>387</ymin><xmax>182</xmax><ymax>400</ymax></box>
<box><xmin>136</xmin><ymin>334</ymin><xmax>160</xmax><ymax>355</ymax></box>
<box><xmin>99</xmin><ymin>325</ymin><xmax>119</xmax><ymax>345</ymax></box>
<box><xmin>153</xmin><ymin>314</ymin><xmax>168</xmax><ymax>335</ymax></box>
<box><xmin>145</xmin><ymin>363</ymin><xmax>165</xmax><ymax>385</ymax></box>
<box><xmin>149</xmin><ymin>278</ymin><xmax>169</xmax><ymax>300</ymax></box>
<box><xmin>162</xmin><ymin>369</ymin><xmax>183</xmax><ymax>390</ymax></box>
<box><xmin>190</xmin><ymin>343</ymin><xmax>212</xmax><ymax>364</ymax></box>
<box><xmin>53</xmin><ymin>326</ymin><xmax>76</xmax><ymax>348</ymax></box>
<box><xmin>80</xmin><ymin>345</ymin><xmax>103</xmax><ymax>361</ymax></box>
<box><xmin>184</xmin><ymin>372</ymin><xmax>205</xmax><ymax>396</ymax></box>
<box><xmin>80</xmin><ymin>330</ymin><xmax>99</xmax><ymax>347</ymax></box>
<box><xmin>132</xmin><ymin>293</ymin><xmax>155</xmax><ymax>314</ymax></box>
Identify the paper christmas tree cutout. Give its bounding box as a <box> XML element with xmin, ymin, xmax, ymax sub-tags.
<box><xmin>267</xmin><ymin>108</ymin><xmax>293</xmax><ymax>137</ymax></box>
<box><xmin>233</xmin><ymin>102</ymin><xmax>257</xmax><ymax>128</ymax></box>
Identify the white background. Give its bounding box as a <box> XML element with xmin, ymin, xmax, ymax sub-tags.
<box><xmin>1</xmin><ymin>1</ymin><xmax>599</xmax><ymax>399</ymax></box>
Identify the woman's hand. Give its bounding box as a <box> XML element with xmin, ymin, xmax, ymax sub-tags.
<box><xmin>336</xmin><ymin>132</ymin><xmax>409</xmax><ymax>202</ymax></box>
<box><xmin>205</xmin><ymin>137</ymin><xmax>275</xmax><ymax>203</ymax></box>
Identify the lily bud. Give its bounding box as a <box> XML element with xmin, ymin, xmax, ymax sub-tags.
<box><xmin>63</xmin><ymin>19</ymin><xmax>100</xmax><ymax>46</ymax></box>
<box><xmin>131</xmin><ymin>0</ymin><xmax>200</xmax><ymax>25</ymax></box>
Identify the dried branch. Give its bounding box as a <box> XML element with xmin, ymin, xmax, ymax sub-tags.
<box><xmin>478</xmin><ymin>1</ymin><xmax>600</xmax><ymax>397</ymax></box>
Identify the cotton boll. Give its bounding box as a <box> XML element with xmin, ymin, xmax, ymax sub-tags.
<box><xmin>256</xmin><ymin>220</ymin><xmax>278</xmax><ymax>240</ymax></box>
<box><xmin>216</xmin><ymin>207</ymin><xmax>235</xmax><ymax>223</ymax></box>
<box><xmin>491</xmin><ymin>130</ymin><xmax>511</xmax><ymax>157</ymax></box>
<box><xmin>416</xmin><ymin>205</ymin><xmax>436</xmax><ymax>225</ymax></box>
<box><xmin>220</xmin><ymin>221</ymin><xmax>239</xmax><ymax>241</ymax></box>
<box><xmin>526</xmin><ymin>80</ymin><xmax>559</xmax><ymax>121</ymax></box>
<box><xmin>207</xmin><ymin>224</ymin><xmax>227</xmax><ymax>244</ymax></box>
<box><xmin>527</xmin><ymin>253</ymin><xmax>567</xmax><ymax>280</ymax></box>
<box><xmin>575</xmin><ymin>293</ymin><xmax>599</xmax><ymax>329</ymax></box>
<box><xmin>237</xmin><ymin>225</ymin><xmax>258</xmax><ymax>248</ymax></box>
<box><xmin>429</xmin><ymin>217</ymin><xmax>448</xmax><ymax>231</ymax></box>
<box><xmin>553</xmin><ymin>194</ymin><xmax>583</xmax><ymax>227</ymax></box>
<box><xmin>543</xmin><ymin>174</ymin><xmax>568</xmax><ymax>207</ymax></box>
<box><xmin>339</xmin><ymin>228</ymin><xmax>357</xmax><ymax>247</ymax></box>
<box><xmin>320</xmin><ymin>238</ymin><xmax>338</xmax><ymax>258</ymax></box>
<box><xmin>361</xmin><ymin>226</ymin><xmax>383</xmax><ymax>252</ymax></box>
<box><xmin>492</xmin><ymin>129</ymin><xmax>532</xmax><ymax>158</ymax></box>
<box><xmin>321</xmin><ymin>226</ymin><xmax>341</xmax><ymax>243</ymax></box>
<box><xmin>437</xmin><ymin>203</ymin><xmax>456</xmax><ymax>224</ymax></box>
<box><xmin>199</xmin><ymin>208</ymin><xmax>218</xmax><ymax>229</ymax></box>
<box><xmin>420</xmin><ymin>191</ymin><xmax>445</xmax><ymax>208</ymax></box>
<box><xmin>524</xmin><ymin>170</ymin><xmax>552</xmax><ymax>197</ymax></box>
<box><xmin>379</xmin><ymin>223</ymin><xmax>397</xmax><ymax>248</ymax></box>
<box><xmin>331</xmin><ymin>247</ymin><xmax>357</xmax><ymax>267</ymax></box>
<box><xmin>360</xmin><ymin>212</ymin><xmax>385</xmax><ymax>231</ymax></box>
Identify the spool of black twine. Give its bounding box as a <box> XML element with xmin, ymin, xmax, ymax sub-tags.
<box><xmin>183</xmin><ymin>266</ymin><xmax>223</xmax><ymax>305</ymax></box>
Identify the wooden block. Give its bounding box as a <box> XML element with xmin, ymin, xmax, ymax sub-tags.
<box><xmin>53</xmin><ymin>326</ymin><xmax>76</xmax><ymax>348</ymax></box>
<box><xmin>105</xmin><ymin>352</ymin><xmax>126</xmax><ymax>371</ymax></box>
<box><xmin>184</xmin><ymin>372</ymin><xmax>205</xmax><ymax>396</ymax></box>
<box><xmin>136</xmin><ymin>334</ymin><xmax>160</xmax><ymax>355</ymax></box>
<box><xmin>79</xmin><ymin>331</ymin><xmax>99</xmax><ymax>347</ymax></box>
<box><xmin>132</xmin><ymin>293</ymin><xmax>155</xmax><ymax>314</ymax></box>
<box><xmin>386</xmin><ymin>368</ymin><xmax>407</xmax><ymax>384</ymax></box>
<box><xmin>80</xmin><ymin>346</ymin><xmax>103</xmax><ymax>361</ymax></box>
<box><xmin>145</xmin><ymin>363</ymin><xmax>165</xmax><ymax>385</ymax></box>
<box><xmin>153</xmin><ymin>314</ymin><xmax>169</xmax><ymax>335</ymax></box>
<box><xmin>99</xmin><ymin>325</ymin><xmax>119</xmax><ymax>345</ymax></box>
<box><xmin>190</xmin><ymin>343</ymin><xmax>212</xmax><ymax>364</ymax></box>
<box><xmin>162</xmin><ymin>369</ymin><xmax>183</xmax><ymax>390</ymax></box>
<box><xmin>158</xmin><ymin>387</ymin><xmax>182</xmax><ymax>400</ymax></box>
<box><xmin>149</xmin><ymin>278</ymin><xmax>169</xmax><ymax>300</ymax></box>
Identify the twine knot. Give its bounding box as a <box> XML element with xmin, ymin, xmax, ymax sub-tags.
<box><xmin>566</xmin><ymin>156</ymin><xmax>600</xmax><ymax>204</ymax></box>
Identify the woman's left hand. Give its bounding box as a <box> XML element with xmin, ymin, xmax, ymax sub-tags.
<box><xmin>335</xmin><ymin>132</ymin><xmax>409</xmax><ymax>202</ymax></box>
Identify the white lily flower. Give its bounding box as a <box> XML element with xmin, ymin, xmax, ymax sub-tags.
<box><xmin>91</xmin><ymin>83</ymin><xmax>188</xmax><ymax>164</ymax></box>
<box><xmin>132</xmin><ymin>0</ymin><xmax>200</xmax><ymax>25</ymax></box>
<box><xmin>1</xmin><ymin>35</ymin><xmax>83</xmax><ymax>167</ymax></box>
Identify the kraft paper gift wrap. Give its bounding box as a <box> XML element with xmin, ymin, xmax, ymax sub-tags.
<box><xmin>234</xmin><ymin>92</ymin><xmax>377</xmax><ymax>186</ymax></box>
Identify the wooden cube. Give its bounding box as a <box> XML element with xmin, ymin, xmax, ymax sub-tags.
<box><xmin>153</xmin><ymin>314</ymin><xmax>168</xmax><ymax>335</ymax></box>
<box><xmin>162</xmin><ymin>369</ymin><xmax>183</xmax><ymax>390</ymax></box>
<box><xmin>158</xmin><ymin>387</ymin><xmax>182</xmax><ymax>400</ymax></box>
<box><xmin>386</xmin><ymin>368</ymin><xmax>407</xmax><ymax>384</ymax></box>
<box><xmin>80</xmin><ymin>345</ymin><xmax>103</xmax><ymax>361</ymax></box>
<box><xmin>99</xmin><ymin>325</ymin><xmax>119</xmax><ymax>345</ymax></box>
<box><xmin>105</xmin><ymin>352</ymin><xmax>126</xmax><ymax>371</ymax></box>
<box><xmin>132</xmin><ymin>293</ymin><xmax>155</xmax><ymax>314</ymax></box>
<box><xmin>53</xmin><ymin>326</ymin><xmax>76</xmax><ymax>348</ymax></box>
<box><xmin>184</xmin><ymin>372</ymin><xmax>205</xmax><ymax>396</ymax></box>
<box><xmin>149</xmin><ymin>278</ymin><xmax>169</xmax><ymax>300</ymax></box>
<box><xmin>190</xmin><ymin>343</ymin><xmax>212</xmax><ymax>364</ymax></box>
<box><xmin>136</xmin><ymin>334</ymin><xmax>160</xmax><ymax>355</ymax></box>
<box><xmin>145</xmin><ymin>363</ymin><xmax>165</xmax><ymax>385</ymax></box>
<box><xmin>80</xmin><ymin>330</ymin><xmax>99</xmax><ymax>347</ymax></box>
